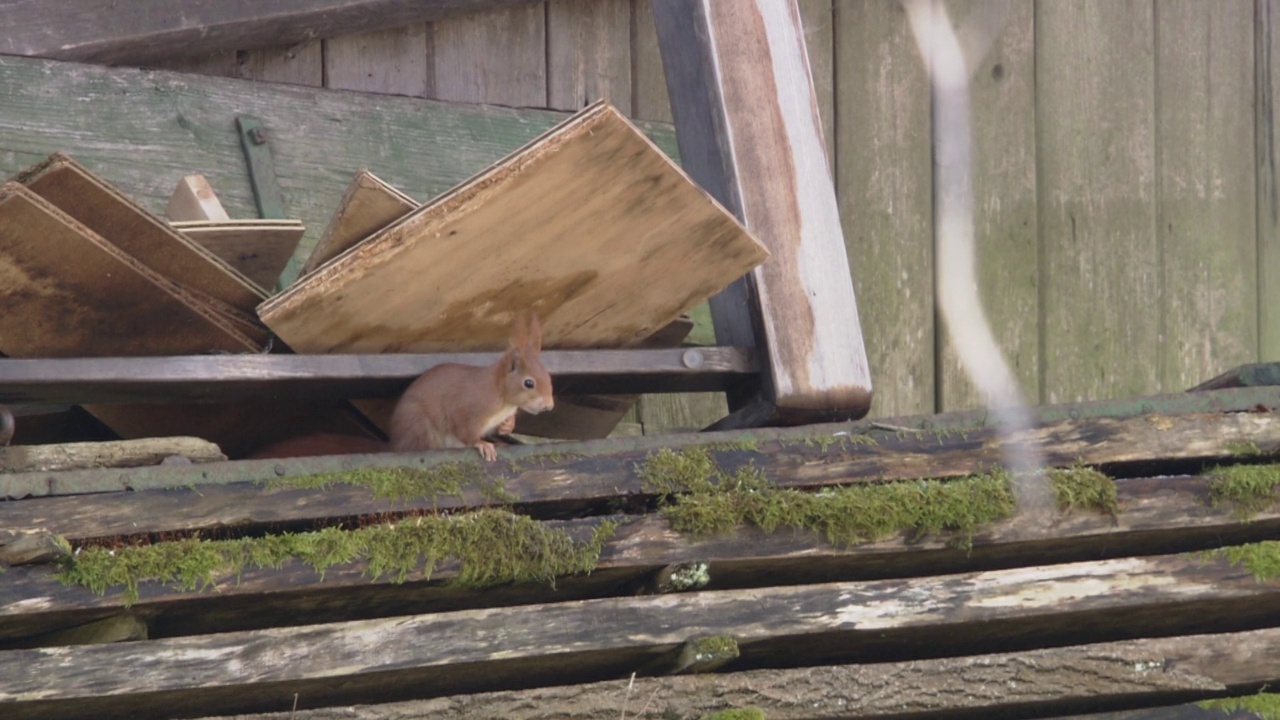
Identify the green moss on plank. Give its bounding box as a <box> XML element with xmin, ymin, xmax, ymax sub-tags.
<box><xmin>1199</xmin><ymin>693</ymin><xmax>1280</xmax><ymax>719</ymax></box>
<box><xmin>269</xmin><ymin>463</ymin><xmax>514</xmax><ymax>507</ymax></box>
<box><xmin>58</xmin><ymin>510</ymin><xmax>616</xmax><ymax>605</ymax></box>
<box><xmin>1213</xmin><ymin>541</ymin><xmax>1280</xmax><ymax>582</ymax></box>
<box><xmin>636</xmin><ymin>448</ymin><xmax>1119</xmax><ymax>549</ymax></box>
<box><xmin>1207</xmin><ymin>463</ymin><xmax>1280</xmax><ymax>518</ymax></box>
<box><xmin>699</xmin><ymin>708</ymin><xmax>766</xmax><ymax>720</ymax></box>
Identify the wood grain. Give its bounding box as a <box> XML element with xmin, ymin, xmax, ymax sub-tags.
<box><xmin>236</xmin><ymin>40</ymin><xmax>324</xmax><ymax>85</ymax></box>
<box><xmin>653</xmin><ymin>0</ymin><xmax>872</xmax><ymax>420</ymax></box>
<box><xmin>166</xmin><ymin>175</ymin><xmax>231</xmax><ymax>222</ymax></box>
<box><xmin>0</xmin><ymin>551</ymin><xmax>1275</xmax><ymax>720</ymax></box>
<box><xmin>171</xmin><ymin>220</ymin><xmax>307</xmax><ymax>289</ymax></box>
<box><xmin>629</xmin><ymin>0</ymin><xmax>672</xmax><ymax>123</ymax></box>
<box><xmin>259</xmin><ymin>103</ymin><xmax>769</xmax><ymax>354</ymax></box>
<box><xmin>0</xmin><ymin>437</ymin><xmax>225</xmax><ymax>474</ymax></box>
<box><xmin>427</xmin><ymin>3</ymin><xmax>547</xmax><ymax>106</ymax></box>
<box><xmin>1264</xmin><ymin>0</ymin><xmax>1280</xmax><ymax>364</ymax></box>
<box><xmin>546</xmin><ymin>0</ymin><xmax>632</xmax><ymax>113</ymax></box>
<box><xmin>937</xmin><ymin>0</ymin><xmax>1040</xmax><ymax>412</ymax></box>
<box><xmin>1157</xmin><ymin>1</ymin><xmax>1257</xmax><ymax>391</ymax></box>
<box><xmin>835</xmin><ymin>0</ymin><xmax>934</xmax><ymax>417</ymax></box>
<box><xmin>300</xmin><ymin>170</ymin><xmax>416</xmax><ymax>277</ymax></box>
<box><xmin>1036</xmin><ymin>1</ymin><xmax>1158</xmax><ymax>403</ymax></box>
<box><xmin>325</xmin><ymin>25</ymin><xmax>430</xmax><ymax>97</ymax></box>
<box><xmin>0</xmin><ymin>0</ymin><xmax>545</xmax><ymax>66</ymax></box>
<box><xmin>172</xmin><ymin>628</ymin><xmax>1280</xmax><ymax>720</ymax></box>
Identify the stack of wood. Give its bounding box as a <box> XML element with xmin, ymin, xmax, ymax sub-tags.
<box><xmin>0</xmin><ymin>381</ymin><xmax>1277</xmax><ymax>719</ymax></box>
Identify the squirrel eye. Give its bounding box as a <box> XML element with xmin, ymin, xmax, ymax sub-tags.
<box><xmin>523</xmin><ymin>378</ymin><xmax>536</xmax><ymax>390</ymax></box>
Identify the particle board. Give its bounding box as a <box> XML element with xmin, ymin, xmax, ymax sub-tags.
<box><xmin>300</xmin><ymin>170</ymin><xmax>416</xmax><ymax>277</ymax></box>
<box><xmin>171</xmin><ymin>220</ymin><xmax>307</xmax><ymax>289</ymax></box>
<box><xmin>258</xmin><ymin>102</ymin><xmax>769</xmax><ymax>356</ymax></box>
<box><xmin>166</xmin><ymin>174</ymin><xmax>231</xmax><ymax>222</ymax></box>
<box><xmin>13</xmin><ymin>154</ymin><xmax>267</xmax><ymax>311</ymax></box>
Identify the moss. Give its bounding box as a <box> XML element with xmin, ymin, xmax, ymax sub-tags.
<box><xmin>1198</xmin><ymin>693</ymin><xmax>1280</xmax><ymax>719</ymax></box>
<box><xmin>1213</xmin><ymin>541</ymin><xmax>1280</xmax><ymax>582</ymax></box>
<box><xmin>1207</xmin><ymin>463</ymin><xmax>1280</xmax><ymax>518</ymax></box>
<box><xmin>688</xmin><ymin>635</ymin><xmax>740</xmax><ymax>664</ymax></box>
<box><xmin>1226</xmin><ymin>440</ymin><xmax>1264</xmax><ymax>458</ymax></box>
<box><xmin>795</xmin><ymin>433</ymin><xmax>876</xmax><ymax>453</ymax></box>
<box><xmin>58</xmin><ymin>510</ymin><xmax>617</xmax><ymax>605</ymax></box>
<box><xmin>699</xmin><ymin>708</ymin><xmax>766</xmax><ymax>720</ymax></box>
<box><xmin>1048</xmin><ymin>466</ymin><xmax>1119</xmax><ymax>515</ymax></box>
<box><xmin>637</xmin><ymin>448</ymin><xmax>1018</xmax><ymax>549</ymax></box>
<box><xmin>269</xmin><ymin>463</ymin><xmax>522</xmax><ymax>508</ymax></box>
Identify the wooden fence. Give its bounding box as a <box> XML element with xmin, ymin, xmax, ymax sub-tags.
<box><xmin>155</xmin><ymin>0</ymin><xmax>1279</xmax><ymax>429</ymax></box>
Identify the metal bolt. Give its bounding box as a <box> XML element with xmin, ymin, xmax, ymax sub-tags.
<box><xmin>274</xmin><ymin>464</ymin><xmax>287</xmax><ymax>477</ymax></box>
<box><xmin>249</xmin><ymin>127</ymin><xmax>268</xmax><ymax>145</ymax></box>
<box><xmin>681</xmin><ymin>349</ymin><xmax>704</xmax><ymax>370</ymax></box>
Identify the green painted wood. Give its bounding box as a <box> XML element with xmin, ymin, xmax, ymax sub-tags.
<box><xmin>1261</xmin><ymin>0</ymin><xmax>1280</xmax><ymax>363</ymax></box>
<box><xmin>835</xmin><ymin>0</ymin><xmax>934</xmax><ymax>417</ymax></box>
<box><xmin>937</xmin><ymin>0</ymin><xmax>1040</xmax><ymax>411</ymax></box>
<box><xmin>1035</xmin><ymin>1</ymin><xmax>1158</xmax><ymax>404</ymax></box>
<box><xmin>1157</xmin><ymin>1</ymin><xmax>1258</xmax><ymax>392</ymax></box>
<box><xmin>0</xmin><ymin>54</ymin><xmax>677</xmax><ymax>287</ymax></box>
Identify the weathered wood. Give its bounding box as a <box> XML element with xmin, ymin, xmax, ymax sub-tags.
<box><xmin>33</xmin><ymin>615</ymin><xmax>147</xmax><ymax>648</ymax></box>
<box><xmin>835</xmin><ymin>0</ymin><xmax>934</xmax><ymax>417</ymax></box>
<box><xmin>0</xmin><ymin>437</ymin><xmax>226</xmax><ymax>474</ymax></box>
<box><xmin>171</xmin><ymin>220</ymin><xmax>307</xmax><ymax>289</ymax></box>
<box><xmin>3</xmin><ymin>464</ymin><xmax>1279</xmax><ymax>646</ymax></box>
<box><xmin>0</xmin><ymin>532</ymin><xmax>69</xmax><ymax>566</ymax></box>
<box><xmin>1036</xmin><ymin>1</ymin><xmax>1158</xmax><ymax>403</ymax></box>
<box><xmin>166</xmin><ymin>175</ymin><xmax>231</xmax><ymax>222</ymax></box>
<box><xmin>236</xmin><ymin>41</ymin><xmax>325</xmax><ymax>85</ymax></box>
<box><xmin>15</xmin><ymin>154</ymin><xmax>266</xmax><ymax>312</ymax></box>
<box><xmin>0</xmin><ymin>348</ymin><xmax>756</xmax><ymax>406</ymax></box>
<box><xmin>629</xmin><ymin>0</ymin><xmax>672</xmax><ymax>123</ymax></box>
<box><xmin>184</xmin><ymin>627</ymin><xmax>1280</xmax><ymax>720</ymax></box>
<box><xmin>653</xmin><ymin>0</ymin><xmax>872</xmax><ymax>422</ymax></box>
<box><xmin>1157</xmin><ymin>1</ymin><xmax>1258</xmax><ymax>391</ymax></box>
<box><xmin>1</xmin><ymin>550</ymin><xmax>1275</xmax><ymax>720</ymax></box>
<box><xmin>324</xmin><ymin>25</ymin><xmax>430</xmax><ymax>97</ymax></box>
<box><xmin>546</xmin><ymin>0</ymin><xmax>632</xmax><ymax>113</ymax></box>
<box><xmin>938</xmin><ymin>0</ymin><xmax>1040</xmax><ymax>411</ymax></box>
<box><xmin>258</xmin><ymin>103</ymin><xmax>768</xmax><ymax>354</ymax></box>
<box><xmin>3</xmin><ymin>407</ymin><xmax>1276</xmax><ymax>542</ymax></box>
<box><xmin>427</xmin><ymin>3</ymin><xmax>547</xmax><ymax>106</ymax></box>
<box><xmin>0</xmin><ymin>0</ymin><xmax>546</xmax><ymax>66</ymax></box>
<box><xmin>1260</xmin><ymin>0</ymin><xmax>1280</xmax><ymax>364</ymax></box>
<box><xmin>301</xmin><ymin>170</ymin><xmax>415</xmax><ymax>277</ymax></box>
<box><xmin>0</xmin><ymin>54</ymin><xmax>677</xmax><ymax>277</ymax></box>
<box><xmin>1190</xmin><ymin>361</ymin><xmax>1280</xmax><ymax>391</ymax></box>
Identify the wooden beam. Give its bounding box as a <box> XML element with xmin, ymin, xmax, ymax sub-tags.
<box><xmin>0</xmin><ymin>348</ymin><xmax>757</xmax><ymax>406</ymax></box>
<box><xmin>651</xmin><ymin>0</ymin><xmax>873</xmax><ymax>422</ymax></box>
<box><xmin>0</xmin><ymin>1</ymin><xmax>546</xmax><ymax>66</ymax></box>
<box><xmin>0</xmin><ymin>550</ymin><xmax>1275</xmax><ymax>720</ymax></box>
<box><xmin>177</xmin><ymin>627</ymin><xmax>1280</xmax><ymax>720</ymax></box>
<box><xmin>0</xmin><ymin>437</ymin><xmax>226</xmax><ymax>474</ymax></box>
<box><xmin>2</xmin><ymin>467</ymin><xmax>1277</xmax><ymax>645</ymax></box>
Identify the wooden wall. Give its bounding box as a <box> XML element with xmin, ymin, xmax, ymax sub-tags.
<box><xmin>156</xmin><ymin>0</ymin><xmax>1276</xmax><ymax>429</ymax></box>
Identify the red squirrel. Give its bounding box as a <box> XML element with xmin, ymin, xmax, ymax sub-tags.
<box><xmin>250</xmin><ymin>314</ymin><xmax>554</xmax><ymax>461</ymax></box>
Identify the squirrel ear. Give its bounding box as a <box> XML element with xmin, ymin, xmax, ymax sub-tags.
<box><xmin>527</xmin><ymin>313</ymin><xmax>543</xmax><ymax>352</ymax></box>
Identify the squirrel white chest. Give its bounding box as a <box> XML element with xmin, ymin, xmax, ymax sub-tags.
<box><xmin>479</xmin><ymin>405</ymin><xmax>518</xmax><ymax>437</ymax></box>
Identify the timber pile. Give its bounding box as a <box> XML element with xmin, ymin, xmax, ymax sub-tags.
<box><xmin>0</xmin><ymin>381</ymin><xmax>1278</xmax><ymax>719</ymax></box>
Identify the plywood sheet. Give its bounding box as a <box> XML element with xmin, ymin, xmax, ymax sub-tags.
<box><xmin>259</xmin><ymin>102</ymin><xmax>769</xmax><ymax>354</ymax></box>
<box><xmin>13</xmin><ymin>154</ymin><xmax>267</xmax><ymax>310</ymax></box>
<box><xmin>0</xmin><ymin>182</ymin><xmax>258</xmax><ymax>358</ymax></box>
<box><xmin>171</xmin><ymin>220</ymin><xmax>306</xmax><ymax>289</ymax></box>
<box><xmin>300</xmin><ymin>170</ymin><xmax>415</xmax><ymax>277</ymax></box>
<box><xmin>166</xmin><ymin>174</ymin><xmax>232</xmax><ymax>222</ymax></box>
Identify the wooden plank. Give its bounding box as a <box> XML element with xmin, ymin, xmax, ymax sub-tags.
<box><xmin>300</xmin><ymin>170</ymin><xmax>415</xmax><ymax>277</ymax></box>
<box><xmin>170</xmin><ymin>627</ymin><xmax>1280</xmax><ymax>720</ymax></box>
<box><xmin>834</xmin><ymin>0</ymin><xmax>934</xmax><ymax>417</ymax></box>
<box><xmin>324</xmin><ymin>25</ymin><xmax>430</xmax><ymax>97</ymax></box>
<box><xmin>1036</xmin><ymin>1</ymin><xmax>1158</xmax><ymax>403</ymax></box>
<box><xmin>236</xmin><ymin>40</ymin><xmax>324</xmax><ymax>85</ymax></box>
<box><xmin>653</xmin><ymin>0</ymin><xmax>872</xmax><ymax>422</ymax></box>
<box><xmin>798</xmin><ymin>0</ymin><xmax>834</xmax><ymax>176</ymax></box>
<box><xmin>14</xmin><ymin>154</ymin><xmax>266</xmax><ymax>312</ymax></box>
<box><xmin>427</xmin><ymin>3</ymin><xmax>547</xmax><ymax>106</ymax></box>
<box><xmin>937</xmin><ymin>0</ymin><xmax>1040</xmax><ymax>411</ymax></box>
<box><xmin>0</xmin><ymin>437</ymin><xmax>225</xmax><ymax>474</ymax></box>
<box><xmin>4</xmin><ymin>407</ymin><xmax>1275</xmax><ymax>541</ymax></box>
<box><xmin>1157</xmin><ymin>1</ymin><xmax>1257</xmax><ymax>392</ymax></box>
<box><xmin>1260</xmin><ymin>0</ymin><xmax>1280</xmax><ymax>364</ymax></box>
<box><xmin>165</xmin><ymin>175</ymin><xmax>231</xmax><ymax>222</ymax></box>
<box><xmin>546</xmin><ymin>0</ymin><xmax>632</xmax><ymax>113</ymax></box>
<box><xmin>3</xmin><ymin>463</ymin><xmax>1277</xmax><ymax>642</ymax></box>
<box><xmin>1189</xmin><ymin>361</ymin><xmax>1280</xmax><ymax>391</ymax></box>
<box><xmin>0</xmin><ymin>183</ymin><xmax>259</xmax><ymax>358</ymax></box>
<box><xmin>170</xmin><ymin>220</ymin><xmax>307</xmax><ymax>289</ymax></box>
<box><xmin>0</xmin><ymin>550</ymin><xmax>1275</xmax><ymax>720</ymax></box>
<box><xmin>258</xmin><ymin>103</ymin><xmax>769</xmax><ymax>354</ymax></box>
<box><xmin>629</xmin><ymin>0</ymin><xmax>672</xmax><ymax>123</ymax></box>
<box><xmin>0</xmin><ymin>54</ymin><xmax>675</xmax><ymax>278</ymax></box>
<box><xmin>0</xmin><ymin>348</ymin><xmax>757</xmax><ymax>405</ymax></box>
<box><xmin>0</xmin><ymin>0</ymin><xmax>546</xmax><ymax>66</ymax></box>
